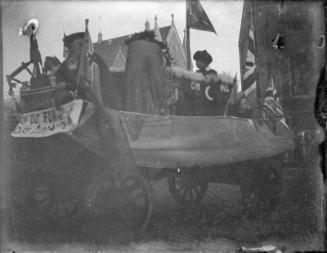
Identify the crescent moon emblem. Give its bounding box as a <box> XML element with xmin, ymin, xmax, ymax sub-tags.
<box><xmin>205</xmin><ymin>86</ymin><xmax>214</xmax><ymax>101</ymax></box>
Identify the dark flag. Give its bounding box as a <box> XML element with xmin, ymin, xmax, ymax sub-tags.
<box><xmin>186</xmin><ymin>0</ymin><xmax>216</xmax><ymax>34</ymax></box>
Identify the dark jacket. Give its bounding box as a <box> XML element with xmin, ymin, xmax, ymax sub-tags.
<box><xmin>191</xmin><ymin>68</ymin><xmax>230</xmax><ymax>116</ymax></box>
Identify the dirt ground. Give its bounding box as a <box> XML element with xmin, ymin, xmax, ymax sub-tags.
<box><xmin>1</xmin><ymin>159</ymin><xmax>325</xmax><ymax>253</ymax></box>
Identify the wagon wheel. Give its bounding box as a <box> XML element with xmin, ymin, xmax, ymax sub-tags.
<box><xmin>168</xmin><ymin>168</ymin><xmax>208</xmax><ymax>207</ymax></box>
<box><xmin>28</xmin><ymin>171</ymin><xmax>82</xmax><ymax>226</ymax></box>
<box><xmin>118</xmin><ymin>174</ymin><xmax>153</xmax><ymax>233</ymax></box>
<box><xmin>87</xmin><ymin>173</ymin><xmax>153</xmax><ymax>236</ymax></box>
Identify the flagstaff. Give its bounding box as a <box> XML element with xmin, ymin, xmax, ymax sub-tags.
<box><xmin>186</xmin><ymin>0</ymin><xmax>191</xmax><ymax>70</ymax></box>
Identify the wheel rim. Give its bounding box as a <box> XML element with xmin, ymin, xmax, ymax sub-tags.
<box><xmin>168</xmin><ymin>169</ymin><xmax>208</xmax><ymax>207</ymax></box>
<box><xmin>119</xmin><ymin>175</ymin><xmax>153</xmax><ymax>232</ymax></box>
<box><xmin>90</xmin><ymin>174</ymin><xmax>153</xmax><ymax>234</ymax></box>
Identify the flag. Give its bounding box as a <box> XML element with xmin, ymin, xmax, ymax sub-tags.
<box><xmin>77</xmin><ymin>19</ymin><xmax>103</xmax><ymax>104</ymax></box>
<box><xmin>241</xmin><ymin>11</ymin><xmax>256</xmax><ymax>106</ymax></box>
<box><xmin>77</xmin><ymin>19</ymin><xmax>93</xmax><ymax>84</ymax></box>
<box><xmin>264</xmin><ymin>77</ymin><xmax>284</xmax><ymax>117</ymax></box>
<box><xmin>263</xmin><ymin>76</ymin><xmax>289</xmax><ymax>130</ymax></box>
<box><xmin>186</xmin><ymin>0</ymin><xmax>216</xmax><ymax>33</ymax></box>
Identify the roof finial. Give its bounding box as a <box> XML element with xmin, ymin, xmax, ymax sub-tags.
<box><xmin>98</xmin><ymin>31</ymin><xmax>103</xmax><ymax>43</ymax></box>
<box><xmin>171</xmin><ymin>13</ymin><xmax>174</xmax><ymax>26</ymax></box>
<box><xmin>145</xmin><ymin>18</ymin><xmax>150</xmax><ymax>31</ymax></box>
<box><xmin>154</xmin><ymin>15</ymin><xmax>162</xmax><ymax>42</ymax></box>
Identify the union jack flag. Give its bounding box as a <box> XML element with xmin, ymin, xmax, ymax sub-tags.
<box><xmin>242</xmin><ymin>13</ymin><xmax>256</xmax><ymax>105</ymax></box>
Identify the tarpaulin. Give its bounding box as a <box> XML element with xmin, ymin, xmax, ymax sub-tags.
<box><xmin>70</xmin><ymin>105</ymin><xmax>295</xmax><ymax>169</ymax></box>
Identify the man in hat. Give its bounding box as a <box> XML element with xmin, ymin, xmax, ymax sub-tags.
<box><xmin>55</xmin><ymin>32</ymin><xmax>137</xmax><ymax>182</ymax></box>
<box><xmin>191</xmin><ymin>50</ymin><xmax>230</xmax><ymax>115</ymax></box>
<box><xmin>56</xmin><ymin>32</ymin><xmax>85</xmax><ymax>93</ymax></box>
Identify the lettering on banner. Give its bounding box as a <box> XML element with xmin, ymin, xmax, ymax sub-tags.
<box><xmin>220</xmin><ymin>84</ymin><xmax>230</xmax><ymax>93</ymax></box>
<box><xmin>191</xmin><ymin>81</ymin><xmax>201</xmax><ymax>91</ymax></box>
<box><xmin>11</xmin><ymin>100</ymin><xmax>83</xmax><ymax>138</ymax></box>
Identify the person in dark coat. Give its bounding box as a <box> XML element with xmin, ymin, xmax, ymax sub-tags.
<box><xmin>56</xmin><ymin>32</ymin><xmax>136</xmax><ymax>181</ymax></box>
<box><xmin>191</xmin><ymin>50</ymin><xmax>230</xmax><ymax>116</ymax></box>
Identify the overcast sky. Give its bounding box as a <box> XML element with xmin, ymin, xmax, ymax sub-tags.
<box><xmin>2</xmin><ymin>0</ymin><xmax>243</xmax><ymax>96</ymax></box>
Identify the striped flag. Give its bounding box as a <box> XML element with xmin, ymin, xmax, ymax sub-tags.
<box><xmin>242</xmin><ymin>12</ymin><xmax>257</xmax><ymax>106</ymax></box>
<box><xmin>263</xmin><ymin>77</ymin><xmax>289</xmax><ymax>129</ymax></box>
<box><xmin>264</xmin><ymin>77</ymin><xmax>284</xmax><ymax>117</ymax></box>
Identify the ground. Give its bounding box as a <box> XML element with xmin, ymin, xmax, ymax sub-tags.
<box><xmin>1</xmin><ymin>157</ymin><xmax>325</xmax><ymax>253</ymax></box>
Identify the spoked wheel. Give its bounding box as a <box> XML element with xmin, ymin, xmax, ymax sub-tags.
<box><xmin>168</xmin><ymin>168</ymin><xmax>208</xmax><ymax>207</ymax></box>
<box><xmin>118</xmin><ymin>174</ymin><xmax>153</xmax><ymax>233</ymax></box>
<box><xmin>28</xmin><ymin>171</ymin><xmax>82</xmax><ymax>226</ymax></box>
<box><xmin>88</xmin><ymin>173</ymin><xmax>153</xmax><ymax>237</ymax></box>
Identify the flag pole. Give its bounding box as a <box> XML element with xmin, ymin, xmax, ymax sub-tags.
<box><xmin>186</xmin><ymin>27</ymin><xmax>191</xmax><ymax>70</ymax></box>
<box><xmin>250</xmin><ymin>1</ymin><xmax>260</xmax><ymax>109</ymax></box>
<box><xmin>186</xmin><ymin>0</ymin><xmax>191</xmax><ymax>70</ymax></box>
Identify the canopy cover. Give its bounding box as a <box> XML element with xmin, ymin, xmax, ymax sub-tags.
<box><xmin>71</xmin><ymin>106</ymin><xmax>295</xmax><ymax>169</ymax></box>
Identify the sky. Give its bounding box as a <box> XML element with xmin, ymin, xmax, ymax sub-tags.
<box><xmin>2</xmin><ymin>0</ymin><xmax>243</xmax><ymax>96</ymax></box>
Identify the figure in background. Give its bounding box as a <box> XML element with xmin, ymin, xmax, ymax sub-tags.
<box><xmin>54</xmin><ymin>33</ymin><xmax>102</xmax><ymax>110</ymax></box>
<box><xmin>191</xmin><ymin>50</ymin><xmax>230</xmax><ymax>116</ymax></box>
<box><xmin>43</xmin><ymin>56</ymin><xmax>75</xmax><ymax>108</ymax></box>
<box><xmin>57</xmin><ymin>31</ymin><xmax>136</xmax><ymax>181</ymax></box>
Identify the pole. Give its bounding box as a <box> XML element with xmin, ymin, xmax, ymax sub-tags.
<box><xmin>187</xmin><ymin>27</ymin><xmax>191</xmax><ymax>70</ymax></box>
<box><xmin>249</xmin><ymin>1</ymin><xmax>260</xmax><ymax>108</ymax></box>
<box><xmin>186</xmin><ymin>0</ymin><xmax>191</xmax><ymax>70</ymax></box>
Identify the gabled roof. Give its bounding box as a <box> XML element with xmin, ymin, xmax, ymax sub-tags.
<box><xmin>94</xmin><ymin>25</ymin><xmax>171</xmax><ymax>68</ymax></box>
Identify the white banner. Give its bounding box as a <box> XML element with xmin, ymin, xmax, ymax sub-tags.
<box><xmin>11</xmin><ymin>99</ymin><xmax>84</xmax><ymax>138</ymax></box>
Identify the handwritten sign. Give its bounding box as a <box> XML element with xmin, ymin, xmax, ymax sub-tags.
<box><xmin>11</xmin><ymin>100</ymin><xmax>83</xmax><ymax>138</ymax></box>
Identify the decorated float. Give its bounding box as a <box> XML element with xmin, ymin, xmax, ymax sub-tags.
<box><xmin>7</xmin><ymin>20</ymin><xmax>295</xmax><ymax>234</ymax></box>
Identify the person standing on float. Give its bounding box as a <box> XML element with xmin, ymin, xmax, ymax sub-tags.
<box><xmin>192</xmin><ymin>50</ymin><xmax>230</xmax><ymax>116</ymax></box>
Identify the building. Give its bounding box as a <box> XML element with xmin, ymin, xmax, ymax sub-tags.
<box><xmin>239</xmin><ymin>0</ymin><xmax>325</xmax><ymax>132</ymax></box>
<box><xmin>94</xmin><ymin>14</ymin><xmax>188</xmax><ymax>71</ymax></box>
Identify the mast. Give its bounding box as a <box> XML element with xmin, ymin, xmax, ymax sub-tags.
<box><xmin>186</xmin><ymin>0</ymin><xmax>191</xmax><ymax>70</ymax></box>
<box><xmin>249</xmin><ymin>1</ymin><xmax>260</xmax><ymax>107</ymax></box>
<box><xmin>324</xmin><ymin>0</ymin><xmax>327</xmax><ymax>64</ymax></box>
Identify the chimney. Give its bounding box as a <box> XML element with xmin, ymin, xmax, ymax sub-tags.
<box><xmin>154</xmin><ymin>15</ymin><xmax>162</xmax><ymax>42</ymax></box>
<box><xmin>144</xmin><ymin>19</ymin><xmax>150</xmax><ymax>31</ymax></box>
<box><xmin>182</xmin><ymin>28</ymin><xmax>187</xmax><ymax>54</ymax></box>
<box><xmin>171</xmin><ymin>13</ymin><xmax>175</xmax><ymax>26</ymax></box>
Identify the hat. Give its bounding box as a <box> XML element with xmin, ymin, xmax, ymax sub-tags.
<box><xmin>63</xmin><ymin>32</ymin><xmax>85</xmax><ymax>47</ymax></box>
<box><xmin>193</xmin><ymin>50</ymin><xmax>212</xmax><ymax>65</ymax></box>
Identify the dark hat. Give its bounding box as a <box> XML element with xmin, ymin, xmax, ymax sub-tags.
<box><xmin>63</xmin><ymin>32</ymin><xmax>85</xmax><ymax>47</ymax></box>
<box><xmin>193</xmin><ymin>50</ymin><xmax>212</xmax><ymax>65</ymax></box>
